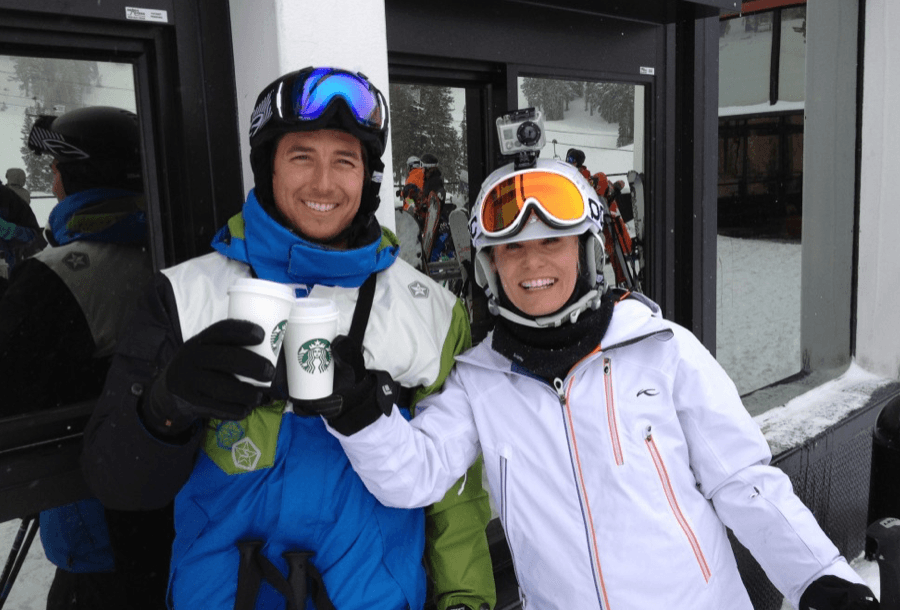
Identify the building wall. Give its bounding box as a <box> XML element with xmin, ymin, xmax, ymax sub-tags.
<box><xmin>857</xmin><ymin>0</ymin><xmax>900</xmax><ymax>381</ymax></box>
<box><xmin>801</xmin><ymin>0</ymin><xmax>858</xmax><ymax>373</ymax></box>
<box><xmin>228</xmin><ymin>0</ymin><xmax>396</xmax><ymax>231</ymax></box>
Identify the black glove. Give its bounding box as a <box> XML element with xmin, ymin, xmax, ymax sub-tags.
<box><xmin>291</xmin><ymin>334</ymin><xmax>396</xmax><ymax>435</ymax></box>
<box><xmin>142</xmin><ymin>319</ymin><xmax>276</xmax><ymax>436</ymax></box>
<box><xmin>799</xmin><ymin>575</ymin><xmax>879</xmax><ymax>610</ymax></box>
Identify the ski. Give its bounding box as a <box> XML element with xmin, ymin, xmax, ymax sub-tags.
<box><xmin>627</xmin><ymin>170</ymin><xmax>645</xmax><ymax>245</ymax></box>
<box><xmin>603</xmin><ymin>196</ymin><xmax>641</xmax><ymax>293</ymax></box>
<box><xmin>394</xmin><ymin>207</ymin><xmax>425</xmax><ymax>272</ymax></box>
<box><xmin>420</xmin><ymin>191</ymin><xmax>442</xmax><ymax>273</ymax></box>
<box><xmin>447</xmin><ymin>207</ymin><xmax>474</xmax><ymax>314</ymax></box>
<box><xmin>448</xmin><ymin>208</ymin><xmax>472</xmax><ymax>272</ymax></box>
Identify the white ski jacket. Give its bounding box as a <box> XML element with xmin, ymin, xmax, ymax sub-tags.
<box><xmin>330</xmin><ymin>295</ymin><xmax>863</xmax><ymax>610</ymax></box>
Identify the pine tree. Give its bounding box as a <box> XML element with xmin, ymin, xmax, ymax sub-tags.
<box><xmin>20</xmin><ymin>104</ymin><xmax>54</xmax><ymax>193</ymax></box>
<box><xmin>388</xmin><ymin>84</ymin><xmax>418</xmax><ymax>188</ymax></box>
<box><xmin>595</xmin><ymin>83</ymin><xmax>635</xmax><ymax>148</ymax></box>
<box><xmin>520</xmin><ymin>77</ymin><xmax>566</xmax><ymax>121</ymax></box>
<box><xmin>389</xmin><ymin>84</ymin><xmax>464</xmax><ymax>187</ymax></box>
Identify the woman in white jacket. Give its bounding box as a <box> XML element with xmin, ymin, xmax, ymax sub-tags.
<box><xmin>313</xmin><ymin>158</ymin><xmax>878</xmax><ymax>610</ymax></box>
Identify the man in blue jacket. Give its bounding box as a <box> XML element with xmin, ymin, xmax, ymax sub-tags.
<box><xmin>82</xmin><ymin>67</ymin><xmax>495</xmax><ymax>610</ymax></box>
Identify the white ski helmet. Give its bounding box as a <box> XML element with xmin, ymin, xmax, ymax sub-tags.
<box><xmin>407</xmin><ymin>155</ymin><xmax>422</xmax><ymax>169</ymax></box>
<box><xmin>471</xmin><ymin>158</ymin><xmax>607</xmax><ymax>328</ymax></box>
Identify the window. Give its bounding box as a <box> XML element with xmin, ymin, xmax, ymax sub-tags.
<box><xmin>0</xmin><ymin>53</ymin><xmax>141</xmax><ymax>607</ymax></box>
<box><xmin>716</xmin><ymin>5</ymin><xmax>808</xmax><ymax>398</ymax></box>
<box><xmin>516</xmin><ymin>75</ymin><xmax>647</xmax><ymax>290</ymax></box>
<box><xmin>389</xmin><ymin>83</ymin><xmax>468</xmax><ymax>209</ymax></box>
<box><xmin>0</xmin><ymin>55</ymin><xmax>137</xmax><ymax>231</ymax></box>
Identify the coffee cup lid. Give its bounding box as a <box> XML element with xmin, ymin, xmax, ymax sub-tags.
<box><xmin>228</xmin><ymin>278</ymin><xmax>295</xmax><ymax>302</ymax></box>
<box><xmin>289</xmin><ymin>297</ymin><xmax>339</xmax><ymax>322</ymax></box>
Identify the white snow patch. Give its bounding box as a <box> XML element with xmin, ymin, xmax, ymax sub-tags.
<box><xmin>755</xmin><ymin>362</ymin><xmax>894</xmax><ymax>456</ymax></box>
<box><xmin>0</xmin><ymin>518</ymin><xmax>53</xmax><ymax>609</ymax></box>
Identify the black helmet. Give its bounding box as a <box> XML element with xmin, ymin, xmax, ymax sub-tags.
<box><xmin>421</xmin><ymin>153</ymin><xmax>438</xmax><ymax>168</ymax></box>
<box><xmin>565</xmin><ymin>148</ymin><xmax>585</xmax><ymax>168</ymax></box>
<box><xmin>27</xmin><ymin>106</ymin><xmax>142</xmax><ymax>194</ymax></box>
<box><xmin>248</xmin><ymin>67</ymin><xmax>389</xmax><ymax>218</ymax></box>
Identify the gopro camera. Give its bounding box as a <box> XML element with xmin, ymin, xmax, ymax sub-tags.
<box><xmin>496</xmin><ymin>108</ymin><xmax>545</xmax><ymax>156</ymax></box>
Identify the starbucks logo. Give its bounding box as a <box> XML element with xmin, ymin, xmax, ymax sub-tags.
<box><xmin>270</xmin><ymin>320</ymin><xmax>287</xmax><ymax>354</ymax></box>
<box><xmin>298</xmin><ymin>338</ymin><xmax>332</xmax><ymax>374</ymax></box>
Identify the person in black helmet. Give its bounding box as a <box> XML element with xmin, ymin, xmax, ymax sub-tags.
<box><xmin>0</xmin><ymin>106</ymin><xmax>166</xmax><ymax>609</ymax></box>
<box><xmin>0</xmin><ymin>180</ymin><xmax>43</xmax><ymax>282</ymax></box>
<box><xmin>82</xmin><ymin>67</ymin><xmax>495</xmax><ymax>610</ymax></box>
<box><xmin>564</xmin><ymin>148</ymin><xmax>590</xmax><ymax>180</ymax></box>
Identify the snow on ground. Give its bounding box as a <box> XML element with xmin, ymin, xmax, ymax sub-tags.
<box><xmin>716</xmin><ymin>235</ymin><xmax>802</xmax><ymax>396</ymax></box>
<box><xmin>0</xmin><ymin>518</ymin><xmax>53</xmax><ymax>609</ymax></box>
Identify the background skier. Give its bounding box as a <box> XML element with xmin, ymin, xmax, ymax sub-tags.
<box><xmin>0</xmin><ymin>106</ymin><xmax>163</xmax><ymax>609</ymax></box>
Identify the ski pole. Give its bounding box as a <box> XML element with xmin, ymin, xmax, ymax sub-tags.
<box><xmin>0</xmin><ymin>515</ymin><xmax>39</xmax><ymax>608</ymax></box>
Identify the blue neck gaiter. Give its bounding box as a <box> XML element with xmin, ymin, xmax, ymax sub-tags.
<box><xmin>48</xmin><ymin>187</ymin><xmax>147</xmax><ymax>247</ymax></box>
<box><xmin>211</xmin><ymin>189</ymin><xmax>397</xmax><ymax>288</ymax></box>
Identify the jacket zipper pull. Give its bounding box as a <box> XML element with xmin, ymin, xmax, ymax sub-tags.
<box><xmin>644</xmin><ymin>425</ymin><xmax>652</xmax><ymax>441</ymax></box>
<box><xmin>553</xmin><ymin>377</ymin><xmax>566</xmax><ymax>403</ymax></box>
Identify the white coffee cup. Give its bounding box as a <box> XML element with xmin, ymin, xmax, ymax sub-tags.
<box><xmin>227</xmin><ymin>278</ymin><xmax>296</xmax><ymax>386</ymax></box>
<box><xmin>284</xmin><ymin>298</ymin><xmax>340</xmax><ymax>401</ymax></box>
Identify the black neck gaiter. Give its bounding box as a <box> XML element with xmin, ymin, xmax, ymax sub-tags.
<box><xmin>492</xmin><ymin>279</ymin><xmax>615</xmax><ymax>382</ymax></box>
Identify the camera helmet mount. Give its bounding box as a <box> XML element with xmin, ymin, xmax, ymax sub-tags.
<box><xmin>495</xmin><ymin>107</ymin><xmax>545</xmax><ymax>170</ymax></box>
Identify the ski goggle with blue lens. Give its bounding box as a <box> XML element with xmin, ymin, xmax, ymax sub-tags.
<box><xmin>287</xmin><ymin>67</ymin><xmax>387</xmax><ymax>132</ymax></box>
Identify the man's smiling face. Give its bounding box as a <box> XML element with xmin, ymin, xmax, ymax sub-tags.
<box><xmin>271</xmin><ymin>129</ymin><xmax>365</xmax><ymax>245</ymax></box>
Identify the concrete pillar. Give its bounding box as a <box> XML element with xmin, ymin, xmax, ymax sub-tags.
<box><xmin>856</xmin><ymin>0</ymin><xmax>900</xmax><ymax>380</ymax></box>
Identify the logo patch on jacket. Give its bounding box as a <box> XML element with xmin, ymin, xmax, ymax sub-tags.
<box><xmin>216</xmin><ymin>421</ymin><xmax>245</xmax><ymax>449</ymax></box>
<box><xmin>203</xmin><ymin>403</ymin><xmax>284</xmax><ymax>475</ymax></box>
<box><xmin>63</xmin><ymin>251</ymin><xmax>90</xmax><ymax>271</ymax></box>
<box><xmin>231</xmin><ymin>437</ymin><xmax>261</xmax><ymax>471</ymax></box>
<box><xmin>408</xmin><ymin>281</ymin><xmax>429</xmax><ymax>298</ymax></box>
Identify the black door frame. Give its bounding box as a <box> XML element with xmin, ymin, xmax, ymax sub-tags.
<box><xmin>0</xmin><ymin>0</ymin><xmax>242</xmax><ymax>520</ymax></box>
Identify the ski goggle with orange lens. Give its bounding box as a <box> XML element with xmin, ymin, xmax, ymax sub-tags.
<box><xmin>290</xmin><ymin>67</ymin><xmax>387</xmax><ymax>131</ymax></box>
<box><xmin>478</xmin><ymin>171</ymin><xmax>596</xmax><ymax>237</ymax></box>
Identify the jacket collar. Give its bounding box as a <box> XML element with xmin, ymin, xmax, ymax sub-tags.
<box><xmin>211</xmin><ymin>189</ymin><xmax>398</xmax><ymax>288</ymax></box>
<box><xmin>47</xmin><ymin>187</ymin><xmax>147</xmax><ymax>247</ymax></box>
<box><xmin>458</xmin><ymin>293</ymin><xmax>672</xmax><ymax>375</ymax></box>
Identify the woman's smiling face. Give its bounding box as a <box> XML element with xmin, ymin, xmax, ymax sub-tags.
<box><xmin>491</xmin><ymin>234</ymin><xmax>580</xmax><ymax>316</ymax></box>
